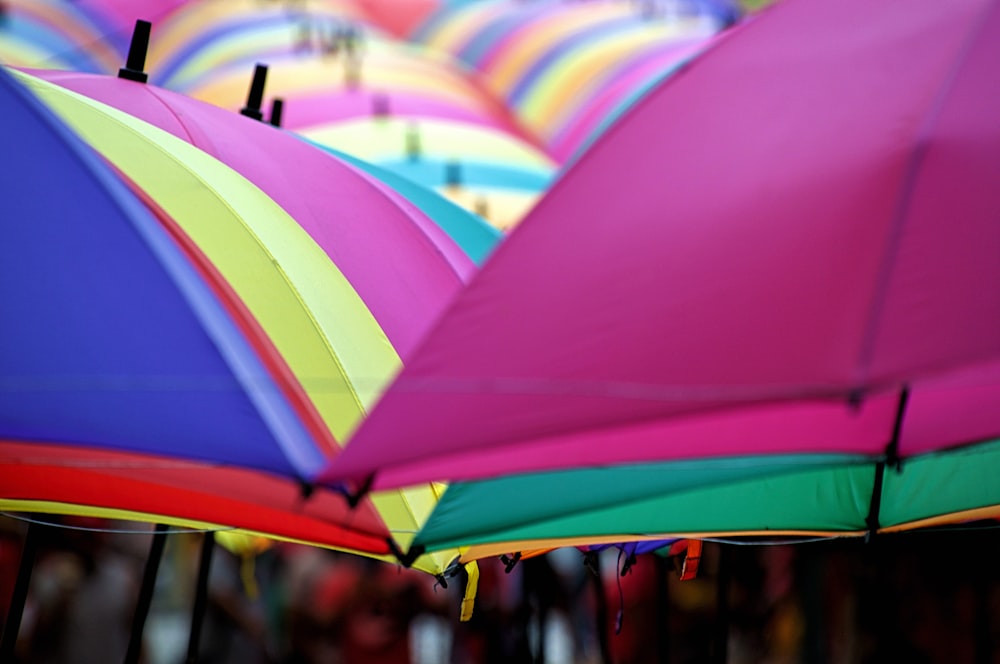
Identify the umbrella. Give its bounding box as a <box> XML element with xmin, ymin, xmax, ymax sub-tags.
<box><xmin>413</xmin><ymin>0</ymin><xmax>728</xmax><ymax>162</ymax></box>
<box><xmin>144</xmin><ymin>0</ymin><xmax>373</xmax><ymax>91</ymax></box>
<box><xmin>6</xmin><ymin>62</ymin><xmax>494</xmax><ymax>583</ymax></box>
<box><xmin>0</xmin><ymin>0</ymin><xmax>122</xmax><ymax>72</ymax></box>
<box><xmin>0</xmin><ymin>64</ymin><xmax>392</xmax><ymax>555</ymax></box>
<box><xmin>322</xmin><ymin>0</ymin><xmax>1000</xmax><ymax>552</ymax></box>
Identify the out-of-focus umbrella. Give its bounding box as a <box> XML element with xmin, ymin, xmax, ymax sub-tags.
<box><xmin>0</xmin><ymin>0</ymin><xmax>121</xmax><ymax>71</ymax></box>
<box><xmin>323</xmin><ymin>0</ymin><xmax>1000</xmax><ymax>552</ymax></box>
<box><xmin>144</xmin><ymin>0</ymin><xmax>372</xmax><ymax>90</ymax></box>
<box><xmin>413</xmin><ymin>0</ymin><xmax>729</xmax><ymax>161</ymax></box>
<box><xmin>0</xmin><ymin>64</ymin><xmax>391</xmax><ymax>556</ymax></box>
<box><xmin>298</xmin><ymin>113</ymin><xmax>554</xmax><ymax>230</ymax></box>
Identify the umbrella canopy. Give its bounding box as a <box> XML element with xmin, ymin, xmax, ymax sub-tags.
<box><xmin>144</xmin><ymin>0</ymin><xmax>373</xmax><ymax>91</ymax></box>
<box><xmin>18</xmin><ymin>65</ymin><xmax>480</xmax><ymax>575</ymax></box>
<box><xmin>3</xmin><ymin>67</ymin><xmax>486</xmax><ymax>573</ymax></box>
<box><xmin>0</xmin><ymin>65</ymin><xmax>391</xmax><ymax>555</ymax></box>
<box><xmin>323</xmin><ymin>0</ymin><xmax>1000</xmax><ymax>551</ymax></box>
<box><xmin>0</xmin><ymin>0</ymin><xmax>122</xmax><ymax>71</ymax></box>
<box><xmin>413</xmin><ymin>0</ymin><xmax>728</xmax><ymax>161</ymax></box>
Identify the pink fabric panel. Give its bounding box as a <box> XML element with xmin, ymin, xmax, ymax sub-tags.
<box><xmin>369</xmin><ymin>394</ymin><xmax>901</xmax><ymax>488</ymax></box>
<box><xmin>280</xmin><ymin>90</ymin><xmax>518</xmax><ymax>134</ymax></box>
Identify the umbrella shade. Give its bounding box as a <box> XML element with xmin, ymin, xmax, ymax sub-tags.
<box><xmin>322</xmin><ymin>0</ymin><xmax>1000</xmax><ymax>543</ymax></box>
<box><xmin>10</xmin><ymin>66</ymin><xmax>480</xmax><ymax>575</ymax></box>
<box><xmin>0</xmin><ymin>65</ymin><xmax>389</xmax><ymax>554</ymax></box>
<box><xmin>145</xmin><ymin>0</ymin><xmax>370</xmax><ymax>88</ymax></box>
<box><xmin>414</xmin><ymin>0</ymin><xmax>726</xmax><ymax>161</ymax></box>
<box><xmin>0</xmin><ymin>0</ymin><xmax>122</xmax><ymax>71</ymax></box>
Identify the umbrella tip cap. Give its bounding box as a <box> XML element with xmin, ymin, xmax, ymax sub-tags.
<box><xmin>118</xmin><ymin>19</ymin><xmax>151</xmax><ymax>83</ymax></box>
<box><xmin>240</xmin><ymin>64</ymin><xmax>269</xmax><ymax>121</ymax></box>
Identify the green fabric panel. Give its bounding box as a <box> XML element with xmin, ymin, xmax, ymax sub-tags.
<box><xmin>881</xmin><ymin>438</ymin><xmax>1000</xmax><ymax>527</ymax></box>
<box><xmin>416</xmin><ymin>455</ymin><xmax>875</xmax><ymax>551</ymax></box>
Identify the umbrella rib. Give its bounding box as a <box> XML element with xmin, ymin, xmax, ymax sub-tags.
<box><xmin>853</xmin><ymin>1</ymin><xmax>998</xmax><ymax>386</ymax></box>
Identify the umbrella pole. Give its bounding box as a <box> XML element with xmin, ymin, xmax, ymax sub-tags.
<box><xmin>124</xmin><ymin>523</ymin><xmax>169</xmax><ymax>664</ymax></box>
<box><xmin>655</xmin><ymin>554</ymin><xmax>670</xmax><ymax>664</ymax></box>
<box><xmin>711</xmin><ymin>544</ymin><xmax>731</xmax><ymax>664</ymax></box>
<box><xmin>0</xmin><ymin>521</ymin><xmax>40</xmax><ymax>661</ymax></box>
<box><xmin>185</xmin><ymin>531</ymin><xmax>216</xmax><ymax>664</ymax></box>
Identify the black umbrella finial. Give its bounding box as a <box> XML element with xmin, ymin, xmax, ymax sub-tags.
<box><xmin>118</xmin><ymin>19</ymin><xmax>151</xmax><ymax>83</ymax></box>
<box><xmin>240</xmin><ymin>63</ymin><xmax>268</xmax><ymax>121</ymax></box>
<box><xmin>269</xmin><ymin>98</ymin><xmax>284</xmax><ymax>127</ymax></box>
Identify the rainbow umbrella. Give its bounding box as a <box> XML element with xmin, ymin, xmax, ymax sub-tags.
<box><xmin>0</xmin><ymin>64</ymin><xmax>393</xmax><ymax>557</ymax></box>
<box><xmin>414</xmin><ymin>0</ymin><xmax>731</xmax><ymax>162</ymax></box>
<box><xmin>0</xmin><ymin>0</ymin><xmax>122</xmax><ymax>71</ymax></box>
<box><xmin>322</xmin><ymin>0</ymin><xmax>1000</xmax><ymax>555</ymax></box>
<box><xmin>4</xmin><ymin>63</ymin><xmax>492</xmax><ymax>588</ymax></box>
<box><xmin>144</xmin><ymin>0</ymin><xmax>372</xmax><ymax>91</ymax></box>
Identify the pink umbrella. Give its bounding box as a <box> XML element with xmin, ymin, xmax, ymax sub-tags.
<box><xmin>322</xmin><ymin>0</ymin><xmax>1000</xmax><ymax>518</ymax></box>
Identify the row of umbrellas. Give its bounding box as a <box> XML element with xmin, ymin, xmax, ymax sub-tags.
<box><xmin>3</xmin><ymin>0</ymin><xmax>999</xmax><ymax>657</ymax></box>
<box><xmin>0</xmin><ymin>0</ymin><xmax>732</xmax><ymax>636</ymax></box>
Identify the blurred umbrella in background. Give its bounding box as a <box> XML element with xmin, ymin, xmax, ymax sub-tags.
<box><xmin>0</xmin><ymin>0</ymin><xmax>122</xmax><ymax>71</ymax></box>
<box><xmin>322</xmin><ymin>0</ymin><xmax>1000</xmax><ymax>555</ymax></box>
<box><xmin>413</xmin><ymin>0</ymin><xmax>733</xmax><ymax>162</ymax></box>
<box><xmin>144</xmin><ymin>0</ymin><xmax>372</xmax><ymax>91</ymax></box>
